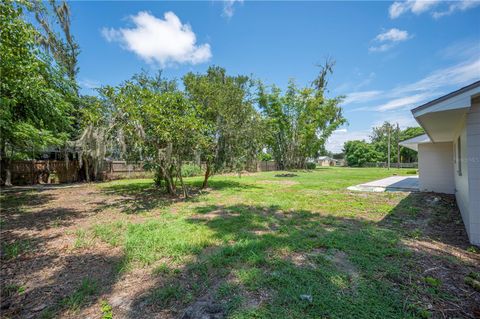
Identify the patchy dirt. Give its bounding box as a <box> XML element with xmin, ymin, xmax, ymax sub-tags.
<box><xmin>0</xmin><ymin>184</ymin><xmax>163</xmax><ymax>319</ymax></box>
<box><xmin>1</xmin><ymin>185</ymin><xmax>479</xmax><ymax>319</ymax></box>
<box><xmin>284</xmin><ymin>248</ymin><xmax>360</xmax><ymax>292</ymax></box>
<box><xmin>180</xmin><ymin>281</ymin><xmax>226</xmax><ymax>319</ymax></box>
<box><xmin>380</xmin><ymin>192</ymin><xmax>480</xmax><ymax>318</ymax></box>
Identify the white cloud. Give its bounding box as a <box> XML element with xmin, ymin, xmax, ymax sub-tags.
<box><xmin>375</xmin><ymin>28</ymin><xmax>410</xmax><ymax>42</ymax></box>
<box><xmin>343</xmin><ymin>90</ymin><xmax>383</xmax><ymax>105</ymax></box>
<box><xmin>222</xmin><ymin>0</ymin><xmax>243</xmax><ymax>18</ymax></box>
<box><xmin>370</xmin><ymin>28</ymin><xmax>411</xmax><ymax>52</ymax></box>
<box><xmin>389</xmin><ymin>0</ymin><xmax>479</xmax><ymax>19</ymax></box>
<box><xmin>102</xmin><ymin>11</ymin><xmax>211</xmax><ymax>66</ymax></box>
<box><xmin>433</xmin><ymin>0</ymin><xmax>480</xmax><ymax>18</ymax></box>
<box><xmin>394</xmin><ymin>58</ymin><xmax>480</xmax><ymax>94</ymax></box>
<box><xmin>325</xmin><ymin>129</ymin><xmax>371</xmax><ymax>153</ymax></box>
<box><xmin>375</xmin><ymin>92</ymin><xmax>437</xmax><ymax>111</ymax></box>
<box><xmin>340</xmin><ymin>56</ymin><xmax>480</xmax><ymax>113</ymax></box>
<box><xmin>439</xmin><ymin>38</ymin><xmax>480</xmax><ymax>60</ymax></box>
<box><xmin>389</xmin><ymin>0</ymin><xmax>441</xmax><ymax>18</ymax></box>
<box><xmin>373</xmin><ymin>112</ymin><xmax>420</xmax><ymax>129</ymax></box>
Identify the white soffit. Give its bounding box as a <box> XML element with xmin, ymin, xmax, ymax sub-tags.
<box><xmin>399</xmin><ymin>134</ymin><xmax>431</xmax><ymax>151</ymax></box>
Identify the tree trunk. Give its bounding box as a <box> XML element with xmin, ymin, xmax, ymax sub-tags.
<box><xmin>177</xmin><ymin>167</ymin><xmax>188</xmax><ymax>198</ymax></box>
<box><xmin>202</xmin><ymin>163</ymin><xmax>211</xmax><ymax>189</ymax></box>
<box><xmin>4</xmin><ymin>159</ymin><xmax>12</xmax><ymax>187</ymax></box>
<box><xmin>84</xmin><ymin>157</ymin><xmax>90</xmax><ymax>182</ymax></box>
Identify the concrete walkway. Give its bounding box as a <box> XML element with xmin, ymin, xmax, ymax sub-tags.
<box><xmin>348</xmin><ymin>175</ymin><xmax>419</xmax><ymax>192</ymax></box>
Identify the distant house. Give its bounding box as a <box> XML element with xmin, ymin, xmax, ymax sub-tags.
<box><xmin>317</xmin><ymin>156</ymin><xmax>334</xmax><ymax>166</ymax></box>
<box><xmin>400</xmin><ymin>81</ymin><xmax>480</xmax><ymax>245</ymax></box>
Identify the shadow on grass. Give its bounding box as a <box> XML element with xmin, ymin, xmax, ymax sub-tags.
<box><xmin>2</xmin><ymin>183</ymin><xmax>478</xmax><ymax>319</ymax></box>
<box><xmin>124</xmin><ymin>195</ymin><xmax>479</xmax><ymax>319</ymax></box>
<box><xmin>123</xmin><ymin>203</ymin><xmax>415</xmax><ymax>318</ymax></box>
<box><xmin>98</xmin><ymin>179</ymin><xmax>260</xmax><ymax>214</ymax></box>
<box><xmin>0</xmin><ymin>190</ymin><xmax>87</xmax><ymax>232</ymax></box>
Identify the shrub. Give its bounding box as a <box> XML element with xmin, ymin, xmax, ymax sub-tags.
<box><xmin>181</xmin><ymin>164</ymin><xmax>203</xmax><ymax>177</ymax></box>
<box><xmin>306</xmin><ymin>162</ymin><xmax>316</xmax><ymax>170</ymax></box>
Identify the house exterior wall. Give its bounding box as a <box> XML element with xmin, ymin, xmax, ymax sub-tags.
<box><xmin>418</xmin><ymin>142</ymin><xmax>454</xmax><ymax>194</ymax></box>
<box><xmin>453</xmin><ymin>117</ymin><xmax>470</xmax><ymax>232</ymax></box>
<box><xmin>465</xmin><ymin>100</ymin><xmax>480</xmax><ymax>244</ymax></box>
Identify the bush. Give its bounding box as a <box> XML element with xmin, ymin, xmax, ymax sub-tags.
<box><xmin>181</xmin><ymin>164</ymin><xmax>203</xmax><ymax>177</ymax></box>
<box><xmin>305</xmin><ymin>162</ymin><xmax>316</xmax><ymax>170</ymax></box>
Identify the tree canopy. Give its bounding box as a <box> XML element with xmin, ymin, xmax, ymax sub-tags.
<box><xmin>343</xmin><ymin>123</ymin><xmax>424</xmax><ymax>167</ymax></box>
<box><xmin>258</xmin><ymin>62</ymin><xmax>346</xmax><ymax>169</ymax></box>
<box><xmin>183</xmin><ymin>66</ymin><xmax>264</xmax><ymax>188</ymax></box>
<box><xmin>1</xmin><ymin>1</ymin><xmax>347</xmax><ymax>192</ymax></box>
<box><xmin>0</xmin><ymin>0</ymin><xmax>75</xmax><ymax>184</ymax></box>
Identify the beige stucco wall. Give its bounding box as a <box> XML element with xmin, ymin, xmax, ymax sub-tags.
<box><xmin>453</xmin><ymin>117</ymin><xmax>470</xmax><ymax>232</ymax></box>
<box><xmin>465</xmin><ymin>100</ymin><xmax>480</xmax><ymax>245</ymax></box>
<box><xmin>418</xmin><ymin>142</ymin><xmax>454</xmax><ymax>194</ymax></box>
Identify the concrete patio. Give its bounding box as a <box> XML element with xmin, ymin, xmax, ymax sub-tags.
<box><xmin>347</xmin><ymin>175</ymin><xmax>419</xmax><ymax>192</ymax></box>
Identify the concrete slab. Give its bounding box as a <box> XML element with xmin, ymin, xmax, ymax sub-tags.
<box><xmin>348</xmin><ymin>175</ymin><xmax>419</xmax><ymax>192</ymax></box>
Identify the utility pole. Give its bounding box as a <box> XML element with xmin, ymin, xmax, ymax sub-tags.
<box><xmin>387</xmin><ymin>125</ymin><xmax>391</xmax><ymax>170</ymax></box>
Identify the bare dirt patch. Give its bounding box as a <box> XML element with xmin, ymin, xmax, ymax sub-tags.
<box><xmin>379</xmin><ymin>192</ymin><xmax>480</xmax><ymax>318</ymax></box>
<box><xmin>0</xmin><ymin>184</ymin><xmax>170</xmax><ymax>319</ymax></box>
<box><xmin>284</xmin><ymin>248</ymin><xmax>360</xmax><ymax>292</ymax></box>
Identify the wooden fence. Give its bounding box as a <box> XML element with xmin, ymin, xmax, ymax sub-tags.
<box><xmin>255</xmin><ymin>161</ymin><xmax>279</xmax><ymax>172</ymax></box>
<box><xmin>105</xmin><ymin>161</ymin><xmax>153</xmax><ymax>180</ymax></box>
<box><xmin>4</xmin><ymin>160</ymin><xmax>80</xmax><ymax>185</ymax></box>
<box><xmin>2</xmin><ymin>159</ymin><xmax>283</xmax><ymax>185</ymax></box>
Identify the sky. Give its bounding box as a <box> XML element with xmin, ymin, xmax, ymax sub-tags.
<box><xmin>70</xmin><ymin>0</ymin><xmax>480</xmax><ymax>153</ymax></box>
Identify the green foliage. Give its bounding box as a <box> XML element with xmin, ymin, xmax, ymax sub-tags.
<box><xmin>259</xmin><ymin>61</ymin><xmax>346</xmax><ymax>169</ymax></box>
<box><xmin>344</xmin><ymin>140</ymin><xmax>381</xmax><ymax>167</ymax></box>
<box><xmin>181</xmin><ymin>164</ymin><xmax>203</xmax><ymax>177</ymax></box>
<box><xmin>61</xmin><ymin>278</ymin><xmax>98</xmax><ymax>311</ymax></box>
<box><xmin>0</xmin><ymin>0</ymin><xmax>76</xmax><ymax>184</ymax></box>
<box><xmin>344</xmin><ymin>124</ymin><xmax>424</xmax><ymax>167</ymax></box>
<box><xmin>465</xmin><ymin>272</ymin><xmax>480</xmax><ymax>292</ymax></box>
<box><xmin>100</xmin><ymin>300</ymin><xmax>113</xmax><ymax>319</ymax></box>
<box><xmin>100</xmin><ymin>72</ymin><xmax>205</xmax><ymax>195</ymax></box>
<box><xmin>183</xmin><ymin>66</ymin><xmax>264</xmax><ymax>187</ymax></box>
<box><xmin>400</xmin><ymin>127</ymin><xmax>425</xmax><ymax>162</ymax></box>
<box><xmin>424</xmin><ymin>276</ymin><xmax>441</xmax><ymax>288</ymax></box>
<box><xmin>1</xmin><ymin>240</ymin><xmax>31</xmax><ymax>260</ymax></box>
<box><xmin>259</xmin><ymin>152</ymin><xmax>273</xmax><ymax>161</ymax></box>
<box><xmin>305</xmin><ymin>162</ymin><xmax>317</xmax><ymax>169</ymax></box>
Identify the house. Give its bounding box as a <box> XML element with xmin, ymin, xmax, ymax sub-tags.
<box><xmin>400</xmin><ymin>81</ymin><xmax>480</xmax><ymax>245</ymax></box>
<box><xmin>317</xmin><ymin>156</ymin><xmax>334</xmax><ymax>166</ymax></box>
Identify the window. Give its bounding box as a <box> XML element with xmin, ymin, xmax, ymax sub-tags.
<box><xmin>457</xmin><ymin>136</ymin><xmax>462</xmax><ymax>176</ymax></box>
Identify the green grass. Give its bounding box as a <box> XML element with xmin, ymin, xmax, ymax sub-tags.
<box><xmin>89</xmin><ymin>167</ymin><xmax>449</xmax><ymax>318</ymax></box>
<box><xmin>1</xmin><ymin>240</ymin><xmax>31</xmax><ymax>259</ymax></box>
<box><xmin>61</xmin><ymin>278</ymin><xmax>98</xmax><ymax>311</ymax></box>
<box><xmin>3</xmin><ymin>167</ymin><xmax>459</xmax><ymax>318</ymax></box>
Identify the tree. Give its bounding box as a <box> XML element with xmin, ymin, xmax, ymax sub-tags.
<box><xmin>370</xmin><ymin>121</ymin><xmax>401</xmax><ymax>163</ymax></box>
<box><xmin>400</xmin><ymin>127</ymin><xmax>425</xmax><ymax>163</ymax></box>
<box><xmin>183</xmin><ymin>66</ymin><xmax>264</xmax><ymax>188</ymax></box>
<box><xmin>343</xmin><ymin>140</ymin><xmax>381</xmax><ymax>167</ymax></box>
<box><xmin>100</xmin><ymin>72</ymin><xmax>204</xmax><ymax>196</ymax></box>
<box><xmin>258</xmin><ymin>61</ymin><xmax>346</xmax><ymax>169</ymax></box>
<box><xmin>0</xmin><ymin>0</ymin><xmax>74</xmax><ymax>185</ymax></box>
<box><xmin>32</xmin><ymin>0</ymin><xmax>79</xmax><ymax>82</ymax></box>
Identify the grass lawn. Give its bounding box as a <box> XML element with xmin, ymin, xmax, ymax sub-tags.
<box><xmin>1</xmin><ymin>167</ymin><xmax>479</xmax><ymax>319</ymax></box>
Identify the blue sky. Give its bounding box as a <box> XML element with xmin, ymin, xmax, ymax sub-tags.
<box><xmin>70</xmin><ymin>0</ymin><xmax>480</xmax><ymax>152</ymax></box>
